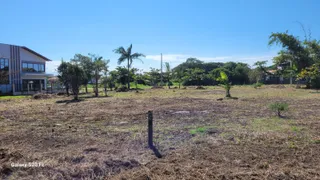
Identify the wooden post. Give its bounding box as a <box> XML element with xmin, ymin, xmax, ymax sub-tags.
<box><xmin>148</xmin><ymin>111</ymin><xmax>153</xmax><ymax>148</ymax></box>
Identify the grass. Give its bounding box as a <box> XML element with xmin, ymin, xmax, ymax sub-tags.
<box><xmin>189</xmin><ymin>127</ymin><xmax>207</xmax><ymax>135</ymax></box>
<box><xmin>1</xmin><ymin>85</ymin><xmax>320</xmax><ymax>179</ymax></box>
<box><xmin>0</xmin><ymin>95</ymin><xmax>28</xmax><ymax>100</ymax></box>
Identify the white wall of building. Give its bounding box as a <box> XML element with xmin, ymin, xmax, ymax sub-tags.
<box><xmin>0</xmin><ymin>44</ymin><xmax>11</xmax><ymax>93</ymax></box>
<box><xmin>20</xmin><ymin>48</ymin><xmax>47</xmax><ymax>63</ymax></box>
<box><xmin>0</xmin><ymin>44</ymin><xmax>11</xmax><ymax>59</ymax></box>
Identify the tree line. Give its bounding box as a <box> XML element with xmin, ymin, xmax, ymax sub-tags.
<box><xmin>57</xmin><ymin>31</ymin><xmax>320</xmax><ymax>100</ymax></box>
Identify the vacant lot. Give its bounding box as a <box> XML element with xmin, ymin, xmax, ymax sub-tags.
<box><xmin>0</xmin><ymin>86</ymin><xmax>320</xmax><ymax>179</ymax></box>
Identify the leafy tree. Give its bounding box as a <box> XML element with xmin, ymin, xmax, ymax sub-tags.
<box><xmin>269</xmin><ymin>31</ymin><xmax>313</xmax><ymax>72</ymax></box>
<box><xmin>147</xmin><ymin>68</ymin><xmax>161</xmax><ymax>86</ymax></box>
<box><xmin>210</xmin><ymin>67</ymin><xmax>231</xmax><ymax>83</ymax></box>
<box><xmin>114</xmin><ymin>44</ymin><xmax>145</xmax><ymax>89</ymax></box>
<box><xmin>90</xmin><ymin>54</ymin><xmax>109</xmax><ymax>97</ymax></box>
<box><xmin>216</xmin><ymin>71</ymin><xmax>232</xmax><ymax>98</ymax></box>
<box><xmin>185</xmin><ymin>68</ymin><xmax>206</xmax><ymax>86</ymax></box>
<box><xmin>248</xmin><ymin>68</ymin><xmax>263</xmax><ymax>84</ymax></box>
<box><xmin>111</xmin><ymin>67</ymin><xmax>131</xmax><ymax>86</ymax></box>
<box><xmin>70</xmin><ymin>54</ymin><xmax>93</xmax><ymax>93</ymax></box>
<box><xmin>67</xmin><ymin>63</ymin><xmax>86</xmax><ymax>100</ymax></box>
<box><xmin>297</xmin><ymin>63</ymin><xmax>320</xmax><ymax>88</ymax></box>
<box><xmin>57</xmin><ymin>60</ymin><xmax>70</xmax><ymax>96</ymax></box>
<box><xmin>131</xmin><ymin>68</ymin><xmax>143</xmax><ymax>89</ymax></box>
<box><xmin>173</xmin><ymin>67</ymin><xmax>184</xmax><ymax>89</ymax></box>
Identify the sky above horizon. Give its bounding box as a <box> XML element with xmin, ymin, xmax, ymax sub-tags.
<box><xmin>1</xmin><ymin>0</ymin><xmax>320</xmax><ymax>74</ymax></box>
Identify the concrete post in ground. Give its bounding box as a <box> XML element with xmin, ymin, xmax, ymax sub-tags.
<box><xmin>27</xmin><ymin>83</ymin><xmax>30</xmax><ymax>94</ymax></box>
<box><xmin>40</xmin><ymin>83</ymin><xmax>43</xmax><ymax>93</ymax></box>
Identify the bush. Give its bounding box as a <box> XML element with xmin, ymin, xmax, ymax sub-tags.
<box><xmin>269</xmin><ymin>102</ymin><xmax>288</xmax><ymax>117</ymax></box>
<box><xmin>116</xmin><ymin>85</ymin><xmax>129</xmax><ymax>92</ymax></box>
<box><xmin>253</xmin><ymin>82</ymin><xmax>264</xmax><ymax>89</ymax></box>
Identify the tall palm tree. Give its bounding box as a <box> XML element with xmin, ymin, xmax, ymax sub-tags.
<box><xmin>91</xmin><ymin>55</ymin><xmax>109</xmax><ymax>97</ymax></box>
<box><xmin>114</xmin><ymin>44</ymin><xmax>145</xmax><ymax>89</ymax></box>
<box><xmin>165</xmin><ymin>62</ymin><xmax>172</xmax><ymax>89</ymax></box>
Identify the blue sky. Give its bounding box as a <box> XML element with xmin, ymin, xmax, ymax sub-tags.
<box><xmin>1</xmin><ymin>0</ymin><xmax>320</xmax><ymax>74</ymax></box>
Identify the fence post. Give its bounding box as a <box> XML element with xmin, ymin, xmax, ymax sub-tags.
<box><xmin>148</xmin><ymin>111</ymin><xmax>153</xmax><ymax>148</ymax></box>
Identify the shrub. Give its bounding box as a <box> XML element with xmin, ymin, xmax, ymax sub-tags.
<box><xmin>253</xmin><ymin>82</ymin><xmax>264</xmax><ymax>89</ymax></box>
<box><xmin>116</xmin><ymin>85</ymin><xmax>129</xmax><ymax>92</ymax></box>
<box><xmin>269</xmin><ymin>102</ymin><xmax>288</xmax><ymax>117</ymax></box>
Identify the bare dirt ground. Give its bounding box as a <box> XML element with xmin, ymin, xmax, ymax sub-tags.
<box><xmin>0</xmin><ymin>86</ymin><xmax>320</xmax><ymax>180</ymax></box>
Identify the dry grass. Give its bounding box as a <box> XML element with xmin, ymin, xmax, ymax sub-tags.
<box><xmin>0</xmin><ymin>85</ymin><xmax>320</xmax><ymax>179</ymax></box>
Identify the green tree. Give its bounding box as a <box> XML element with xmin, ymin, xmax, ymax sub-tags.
<box><xmin>147</xmin><ymin>68</ymin><xmax>161</xmax><ymax>86</ymax></box>
<box><xmin>187</xmin><ymin>68</ymin><xmax>205</xmax><ymax>86</ymax></box>
<box><xmin>216</xmin><ymin>71</ymin><xmax>232</xmax><ymax>98</ymax></box>
<box><xmin>173</xmin><ymin>67</ymin><xmax>184</xmax><ymax>89</ymax></box>
<box><xmin>90</xmin><ymin>54</ymin><xmax>109</xmax><ymax>97</ymax></box>
<box><xmin>113</xmin><ymin>44</ymin><xmax>145</xmax><ymax>89</ymax></box>
<box><xmin>67</xmin><ymin>63</ymin><xmax>86</xmax><ymax>100</ymax></box>
<box><xmin>57</xmin><ymin>60</ymin><xmax>70</xmax><ymax>96</ymax></box>
<box><xmin>70</xmin><ymin>54</ymin><xmax>93</xmax><ymax>93</ymax></box>
<box><xmin>268</xmin><ymin>31</ymin><xmax>312</xmax><ymax>72</ymax></box>
<box><xmin>298</xmin><ymin>63</ymin><xmax>320</xmax><ymax>88</ymax></box>
<box><xmin>165</xmin><ymin>62</ymin><xmax>172</xmax><ymax>89</ymax></box>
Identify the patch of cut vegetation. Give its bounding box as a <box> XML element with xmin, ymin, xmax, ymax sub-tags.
<box><xmin>0</xmin><ymin>86</ymin><xmax>320</xmax><ymax>179</ymax></box>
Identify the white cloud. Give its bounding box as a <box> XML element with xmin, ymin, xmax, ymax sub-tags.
<box><xmin>146</xmin><ymin>54</ymin><xmax>189</xmax><ymax>62</ymax></box>
<box><xmin>46</xmin><ymin>60</ymin><xmax>61</xmax><ymax>75</ymax></box>
<box><xmin>146</xmin><ymin>54</ymin><xmax>275</xmax><ymax>66</ymax></box>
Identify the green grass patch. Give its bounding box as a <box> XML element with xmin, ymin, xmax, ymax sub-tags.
<box><xmin>189</xmin><ymin>127</ymin><xmax>207</xmax><ymax>135</ymax></box>
<box><xmin>0</xmin><ymin>95</ymin><xmax>28</xmax><ymax>100</ymax></box>
<box><xmin>311</xmin><ymin>139</ymin><xmax>320</xmax><ymax>144</ymax></box>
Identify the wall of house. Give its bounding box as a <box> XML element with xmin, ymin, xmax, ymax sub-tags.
<box><xmin>0</xmin><ymin>44</ymin><xmax>12</xmax><ymax>94</ymax></box>
<box><xmin>20</xmin><ymin>48</ymin><xmax>47</xmax><ymax>63</ymax></box>
<box><xmin>0</xmin><ymin>44</ymin><xmax>11</xmax><ymax>59</ymax></box>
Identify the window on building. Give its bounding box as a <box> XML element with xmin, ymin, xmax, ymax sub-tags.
<box><xmin>39</xmin><ymin>64</ymin><xmax>45</xmax><ymax>72</ymax></box>
<box><xmin>22</xmin><ymin>62</ymin><xmax>45</xmax><ymax>73</ymax></box>
<box><xmin>0</xmin><ymin>58</ymin><xmax>9</xmax><ymax>84</ymax></box>
<box><xmin>34</xmin><ymin>64</ymin><xmax>39</xmax><ymax>72</ymax></box>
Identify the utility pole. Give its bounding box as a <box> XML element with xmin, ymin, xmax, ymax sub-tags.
<box><xmin>160</xmin><ymin>53</ymin><xmax>163</xmax><ymax>86</ymax></box>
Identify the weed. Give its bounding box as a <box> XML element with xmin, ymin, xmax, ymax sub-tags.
<box><xmin>189</xmin><ymin>127</ymin><xmax>207</xmax><ymax>135</ymax></box>
<box><xmin>269</xmin><ymin>102</ymin><xmax>289</xmax><ymax>117</ymax></box>
<box><xmin>253</xmin><ymin>82</ymin><xmax>264</xmax><ymax>89</ymax></box>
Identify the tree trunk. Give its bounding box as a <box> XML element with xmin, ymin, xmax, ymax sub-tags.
<box><xmin>74</xmin><ymin>94</ymin><xmax>78</xmax><ymax>100</ymax></box>
<box><xmin>85</xmin><ymin>85</ymin><xmax>88</xmax><ymax>94</ymax></box>
<box><xmin>66</xmin><ymin>85</ymin><xmax>69</xmax><ymax>96</ymax></box>
<box><xmin>226</xmin><ymin>89</ymin><xmax>231</xmax><ymax>98</ymax></box>
<box><xmin>104</xmin><ymin>86</ymin><xmax>107</xmax><ymax>97</ymax></box>
<box><xmin>127</xmin><ymin>59</ymin><xmax>130</xmax><ymax>90</ymax></box>
<box><xmin>277</xmin><ymin>110</ymin><xmax>281</xmax><ymax>117</ymax></box>
<box><xmin>95</xmin><ymin>72</ymin><xmax>98</xmax><ymax>97</ymax></box>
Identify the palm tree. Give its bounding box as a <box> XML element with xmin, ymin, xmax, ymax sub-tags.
<box><xmin>165</xmin><ymin>62</ymin><xmax>172</xmax><ymax>89</ymax></box>
<box><xmin>91</xmin><ymin>55</ymin><xmax>109</xmax><ymax>97</ymax></box>
<box><xmin>114</xmin><ymin>44</ymin><xmax>145</xmax><ymax>89</ymax></box>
